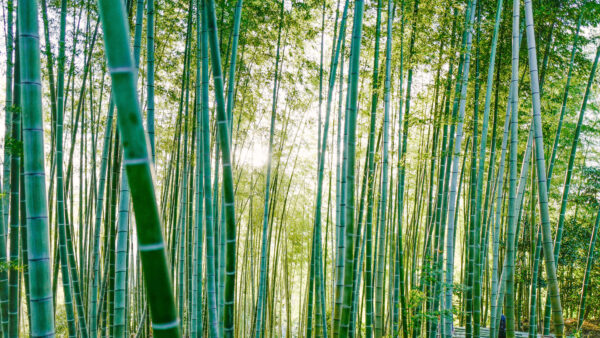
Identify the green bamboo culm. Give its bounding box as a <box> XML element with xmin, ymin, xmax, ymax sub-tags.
<box><xmin>571</xmin><ymin>42</ymin><xmax>600</xmax><ymax>331</ymax></box>
<box><xmin>529</xmin><ymin>222</ymin><xmax>542</xmax><ymax>338</ymax></box>
<box><xmin>19</xmin><ymin>139</ymin><xmax>31</xmax><ymax>333</ymax></box>
<box><xmin>196</xmin><ymin>0</ymin><xmax>219</xmax><ymax>337</ymax></box>
<box><xmin>523</xmin><ymin>0</ymin><xmax>565</xmax><ymax>336</ymax></box>
<box><xmin>540</xmin><ymin>10</ymin><xmax>582</xmax><ymax>336</ymax></box>
<box><xmin>203</xmin><ymin>0</ymin><xmax>238</xmax><ymax>335</ymax></box>
<box><xmin>56</xmin><ymin>1</ymin><xmax>88</xmax><ymax>332</ymax></box>
<box><xmin>18</xmin><ymin>0</ymin><xmax>56</xmax><ymax>336</ymax></box>
<box><xmin>367</xmin><ymin>1</ymin><xmax>383</xmax><ymax>335</ymax></box>
<box><xmin>176</xmin><ymin>5</ymin><xmax>192</xmax><ymax>325</ymax></box>
<box><xmin>89</xmin><ymin>98</ymin><xmax>115</xmax><ymax>338</ymax></box>
<box><xmin>255</xmin><ymin>2</ymin><xmax>284</xmax><ymax>336</ymax></box>
<box><xmin>55</xmin><ymin>0</ymin><xmax>77</xmax><ymax>335</ymax></box>
<box><xmin>402</xmin><ymin>0</ymin><xmax>423</xmax><ymax>331</ymax></box>
<box><xmin>147</xmin><ymin>0</ymin><xmax>156</xmax><ymax>161</ymax></box>
<box><xmin>443</xmin><ymin>1</ymin><xmax>476</xmax><ymax>335</ymax></box>
<box><xmin>193</xmin><ymin>0</ymin><xmax>205</xmax><ymax>336</ymax></box>
<box><xmin>0</xmin><ymin>0</ymin><xmax>14</xmax><ymax>330</ymax></box>
<box><xmin>132</xmin><ymin>0</ymin><xmax>144</xmax><ymax>67</ymax></box>
<box><xmin>432</xmin><ymin>9</ymin><xmax>456</xmax><ymax>338</ymax></box>
<box><xmin>113</xmin><ymin>161</ymin><xmax>130</xmax><ymax>338</ymax></box>
<box><xmin>466</xmin><ymin>5</ymin><xmax>482</xmax><ymax>334</ymax></box>
<box><xmin>427</xmin><ymin>6</ymin><xmax>455</xmax><ymax>336</ymax></box>
<box><xmin>544</xmin><ymin>38</ymin><xmax>600</xmax><ymax>336</ymax></box>
<box><xmin>379</xmin><ymin>0</ymin><xmax>394</xmax><ymax>336</ymax></box>
<box><xmin>545</xmin><ymin>11</ymin><xmax>582</xmax><ymax>189</ymax></box>
<box><xmin>578</xmin><ymin>206</ymin><xmax>600</xmax><ymax>330</ymax></box>
<box><xmin>106</xmin><ymin>131</ymin><xmax>122</xmax><ymax>338</ymax></box>
<box><xmin>199</xmin><ymin>0</ymin><xmax>219</xmax><ymax>335</ymax></box>
<box><xmin>113</xmin><ymin>0</ymin><xmax>144</xmax><ymax>334</ymax></box>
<box><xmin>96</xmin><ymin>0</ymin><xmax>181</xmax><ymax>336</ymax></box>
<box><xmin>494</xmin><ymin>22</ymin><xmax>531</xmax><ymax>337</ymax></box>
<box><xmin>2</xmin><ymin>0</ymin><xmax>14</xmax><ymax>236</ymax></box>
<box><xmin>472</xmin><ymin>0</ymin><xmax>502</xmax><ymax>333</ymax></box>
<box><xmin>338</xmin><ymin>0</ymin><xmax>365</xmax><ymax>336</ymax></box>
<box><xmin>307</xmin><ymin>1</ymin><xmax>348</xmax><ymax>336</ymax></box>
<box><xmin>0</xmin><ymin>172</ymin><xmax>8</xmax><ymax>338</ymax></box>
<box><xmin>490</xmin><ymin>24</ymin><xmax>523</xmax><ymax>338</ymax></box>
<box><xmin>89</xmin><ymin>32</ymin><xmax>118</xmax><ymax>338</ymax></box>
<box><xmin>505</xmin><ymin>0</ymin><xmax>520</xmax><ymax>335</ymax></box>
<box><xmin>333</xmin><ymin>2</ymin><xmax>351</xmax><ymax>333</ymax></box>
<box><xmin>394</xmin><ymin>2</ymin><xmax>409</xmax><ymax>337</ymax></box>
<box><xmin>225</xmin><ymin>0</ymin><xmax>243</xmax><ymax>126</ymax></box>
<box><xmin>364</xmin><ymin>0</ymin><xmax>379</xmax><ymax>333</ymax></box>
<box><xmin>7</xmin><ymin>28</ymin><xmax>21</xmax><ymax>338</ymax></box>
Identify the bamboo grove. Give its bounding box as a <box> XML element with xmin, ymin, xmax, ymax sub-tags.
<box><xmin>2</xmin><ymin>0</ymin><xmax>600</xmax><ymax>337</ymax></box>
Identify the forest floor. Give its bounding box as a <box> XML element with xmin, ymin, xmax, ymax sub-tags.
<box><xmin>453</xmin><ymin>327</ymin><xmax>546</xmax><ymax>337</ymax></box>
<box><xmin>454</xmin><ymin>319</ymin><xmax>600</xmax><ymax>337</ymax></box>
<box><xmin>564</xmin><ymin>318</ymin><xmax>600</xmax><ymax>337</ymax></box>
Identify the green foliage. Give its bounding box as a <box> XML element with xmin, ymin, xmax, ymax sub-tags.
<box><xmin>0</xmin><ymin>260</ymin><xmax>25</xmax><ymax>273</ymax></box>
<box><xmin>6</xmin><ymin>0</ymin><xmax>600</xmax><ymax>337</ymax></box>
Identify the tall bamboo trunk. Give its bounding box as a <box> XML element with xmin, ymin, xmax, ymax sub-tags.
<box><xmin>19</xmin><ymin>0</ymin><xmax>56</xmax><ymax>335</ymax></box>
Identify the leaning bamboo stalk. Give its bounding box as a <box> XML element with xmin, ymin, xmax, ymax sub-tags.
<box><xmin>97</xmin><ymin>0</ymin><xmax>180</xmax><ymax>336</ymax></box>
<box><xmin>523</xmin><ymin>0</ymin><xmax>565</xmax><ymax>335</ymax></box>
<box><xmin>203</xmin><ymin>0</ymin><xmax>240</xmax><ymax>335</ymax></box>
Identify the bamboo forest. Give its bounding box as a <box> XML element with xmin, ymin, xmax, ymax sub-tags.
<box><xmin>4</xmin><ymin>0</ymin><xmax>600</xmax><ymax>337</ymax></box>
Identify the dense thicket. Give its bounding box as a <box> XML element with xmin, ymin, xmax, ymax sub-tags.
<box><xmin>1</xmin><ymin>0</ymin><xmax>600</xmax><ymax>337</ymax></box>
